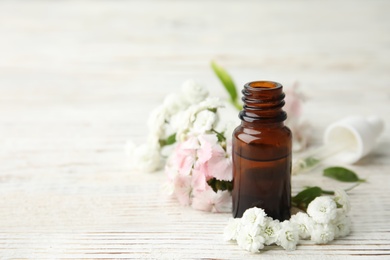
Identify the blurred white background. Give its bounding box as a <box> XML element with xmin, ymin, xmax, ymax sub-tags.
<box><xmin>0</xmin><ymin>0</ymin><xmax>389</xmax><ymax>157</ymax></box>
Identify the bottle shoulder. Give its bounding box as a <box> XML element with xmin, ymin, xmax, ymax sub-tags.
<box><xmin>233</xmin><ymin>124</ymin><xmax>292</xmax><ymax>145</ymax></box>
<box><xmin>234</xmin><ymin>124</ymin><xmax>291</xmax><ymax>136</ymax></box>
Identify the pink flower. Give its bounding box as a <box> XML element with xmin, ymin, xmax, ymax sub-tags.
<box><xmin>284</xmin><ymin>83</ymin><xmax>311</xmax><ymax>151</ymax></box>
<box><xmin>165</xmin><ymin>133</ymin><xmax>233</xmax><ymax>212</ymax></box>
<box><xmin>195</xmin><ymin>134</ymin><xmax>233</xmax><ymax>181</ymax></box>
<box><xmin>170</xmin><ymin>136</ymin><xmax>198</xmax><ymax>176</ymax></box>
<box><xmin>191</xmin><ymin>168</ymin><xmax>207</xmax><ymax>192</ymax></box>
<box><xmin>181</xmin><ymin>135</ymin><xmax>200</xmax><ymax>150</ymax></box>
<box><xmin>207</xmin><ymin>143</ymin><xmax>233</xmax><ymax>181</ymax></box>
<box><xmin>197</xmin><ymin>134</ymin><xmax>218</xmax><ymax>163</ymax></box>
<box><xmin>284</xmin><ymin>82</ymin><xmax>304</xmax><ymax>120</ymax></box>
<box><xmin>173</xmin><ymin>174</ymin><xmax>192</xmax><ymax>206</ymax></box>
<box><xmin>191</xmin><ymin>186</ymin><xmax>232</xmax><ymax>213</ymax></box>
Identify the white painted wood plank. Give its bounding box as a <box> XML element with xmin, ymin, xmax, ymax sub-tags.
<box><xmin>0</xmin><ymin>0</ymin><xmax>390</xmax><ymax>258</ymax></box>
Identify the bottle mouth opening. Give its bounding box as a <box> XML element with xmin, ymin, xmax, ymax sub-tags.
<box><xmin>245</xmin><ymin>81</ymin><xmax>282</xmax><ymax>90</ymax></box>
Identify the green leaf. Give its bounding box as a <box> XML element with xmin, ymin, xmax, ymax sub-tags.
<box><xmin>207</xmin><ymin>178</ymin><xmax>233</xmax><ymax>192</ymax></box>
<box><xmin>294</xmin><ymin>156</ymin><xmax>321</xmax><ymax>174</ymax></box>
<box><xmin>323</xmin><ymin>166</ymin><xmax>365</xmax><ymax>182</ymax></box>
<box><xmin>211</xmin><ymin>61</ymin><xmax>237</xmax><ymax>101</ymax></box>
<box><xmin>292</xmin><ymin>186</ymin><xmax>325</xmax><ymax>210</ymax></box>
<box><xmin>159</xmin><ymin>133</ymin><xmax>176</xmax><ymax>147</ymax></box>
<box><xmin>304</xmin><ymin>157</ymin><xmax>320</xmax><ymax>168</ymax></box>
<box><xmin>211</xmin><ymin>129</ymin><xmax>226</xmax><ymax>142</ymax></box>
<box><xmin>211</xmin><ymin>61</ymin><xmax>241</xmax><ymax>110</ymax></box>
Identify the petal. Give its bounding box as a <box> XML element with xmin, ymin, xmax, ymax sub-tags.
<box><xmin>208</xmin><ymin>156</ymin><xmax>233</xmax><ymax>181</ymax></box>
<box><xmin>213</xmin><ymin>190</ymin><xmax>232</xmax><ymax>213</ymax></box>
<box><xmin>191</xmin><ymin>169</ymin><xmax>207</xmax><ymax>192</ymax></box>
<box><xmin>197</xmin><ymin>140</ymin><xmax>212</xmax><ymax>163</ymax></box>
<box><xmin>198</xmin><ymin>134</ymin><xmax>218</xmax><ymax>145</ymax></box>
<box><xmin>181</xmin><ymin>136</ymin><xmax>200</xmax><ymax>150</ymax></box>
<box><xmin>191</xmin><ymin>188</ymin><xmax>214</xmax><ymax>212</ymax></box>
<box><xmin>179</xmin><ymin>155</ymin><xmax>195</xmax><ymax>176</ymax></box>
<box><xmin>173</xmin><ymin>174</ymin><xmax>192</xmax><ymax>206</ymax></box>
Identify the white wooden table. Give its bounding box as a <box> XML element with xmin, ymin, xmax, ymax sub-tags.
<box><xmin>1</xmin><ymin>1</ymin><xmax>390</xmax><ymax>259</ymax></box>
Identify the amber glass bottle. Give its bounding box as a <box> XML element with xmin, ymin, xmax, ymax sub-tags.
<box><xmin>232</xmin><ymin>81</ymin><xmax>292</xmax><ymax>221</ymax></box>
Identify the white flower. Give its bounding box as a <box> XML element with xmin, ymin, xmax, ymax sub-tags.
<box><xmin>334</xmin><ymin>189</ymin><xmax>351</xmax><ymax>214</ymax></box>
<box><xmin>236</xmin><ymin>225</ymin><xmax>265</xmax><ymax>253</ymax></box>
<box><xmin>187</xmin><ymin>97</ymin><xmax>224</xmax><ymax>125</ymax></box>
<box><xmin>310</xmin><ymin>223</ymin><xmax>335</xmax><ymax>244</ymax></box>
<box><xmin>176</xmin><ymin>97</ymin><xmax>224</xmax><ymax>141</ymax></box>
<box><xmin>147</xmin><ymin>106</ymin><xmax>168</xmax><ymax>140</ymax></box>
<box><xmin>262</xmin><ymin>217</ymin><xmax>281</xmax><ymax>245</ymax></box>
<box><xmin>181</xmin><ymin>79</ymin><xmax>209</xmax><ymax>105</ymax></box>
<box><xmin>307</xmin><ymin>196</ymin><xmax>337</xmax><ymax>224</ymax></box>
<box><xmin>163</xmin><ymin>93</ymin><xmax>189</xmax><ymax>116</ymax></box>
<box><xmin>224</xmin><ymin>218</ymin><xmax>242</xmax><ymax>241</ymax></box>
<box><xmin>276</xmin><ymin>220</ymin><xmax>299</xmax><ymax>250</ymax></box>
<box><xmin>222</xmin><ymin>120</ymin><xmax>238</xmax><ymax>141</ymax></box>
<box><xmin>126</xmin><ymin>141</ymin><xmax>161</xmax><ymax>173</ymax></box>
<box><xmin>212</xmin><ymin>103</ymin><xmax>237</xmax><ymax>140</ymax></box>
<box><xmin>333</xmin><ymin>215</ymin><xmax>351</xmax><ymax>238</ymax></box>
<box><xmin>242</xmin><ymin>207</ymin><xmax>267</xmax><ymax>228</ymax></box>
<box><xmin>170</xmin><ymin>110</ymin><xmax>189</xmax><ymax>132</ymax></box>
<box><xmin>191</xmin><ymin>110</ymin><xmax>217</xmax><ymax>134</ymax></box>
<box><xmin>290</xmin><ymin>212</ymin><xmax>315</xmax><ymax>239</ymax></box>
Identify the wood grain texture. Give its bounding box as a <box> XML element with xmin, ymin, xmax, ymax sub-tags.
<box><xmin>0</xmin><ymin>0</ymin><xmax>390</xmax><ymax>259</ymax></box>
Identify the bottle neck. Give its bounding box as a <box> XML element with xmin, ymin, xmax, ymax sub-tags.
<box><xmin>241</xmin><ymin>121</ymin><xmax>285</xmax><ymax>128</ymax></box>
<box><xmin>239</xmin><ymin>81</ymin><xmax>287</xmax><ymax>124</ymax></box>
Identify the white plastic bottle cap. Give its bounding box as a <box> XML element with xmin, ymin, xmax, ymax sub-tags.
<box><xmin>323</xmin><ymin>115</ymin><xmax>384</xmax><ymax>164</ymax></box>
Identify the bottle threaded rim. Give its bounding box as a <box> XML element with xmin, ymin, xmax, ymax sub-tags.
<box><xmin>244</xmin><ymin>81</ymin><xmax>283</xmax><ymax>91</ymax></box>
<box><xmin>240</xmin><ymin>81</ymin><xmax>287</xmax><ymax>123</ymax></box>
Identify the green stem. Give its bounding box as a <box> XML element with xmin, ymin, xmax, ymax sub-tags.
<box><xmin>211</xmin><ymin>129</ymin><xmax>226</xmax><ymax>142</ymax></box>
<box><xmin>159</xmin><ymin>133</ymin><xmax>176</xmax><ymax>147</ymax></box>
<box><xmin>321</xmin><ymin>189</ymin><xmax>335</xmax><ymax>195</ymax></box>
<box><xmin>345</xmin><ymin>182</ymin><xmax>361</xmax><ymax>192</ymax></box>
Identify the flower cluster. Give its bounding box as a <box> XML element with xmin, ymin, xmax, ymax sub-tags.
<box><xmin>224</xmin><ymin>190</ymin><xmax>351</xmax><ymax>253</ymax></box>
<box><xmin>163</xmin><ymin>96</ymin><xmax>237</xmax><ymax>212</ymax></box>
<box><xmin>126</xmin><ymin>80</ymin><xmax>211</xmax><ymax>172</ymax></box>
<box><xmin>126</xmin><ymin>80</ymin><xmax>236</xmax><ymax>212</ymax></box>
<box><xmin>165</xmin><ymin>132</ymin><xmax>233</xmax><ymax>212</ymax></box>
